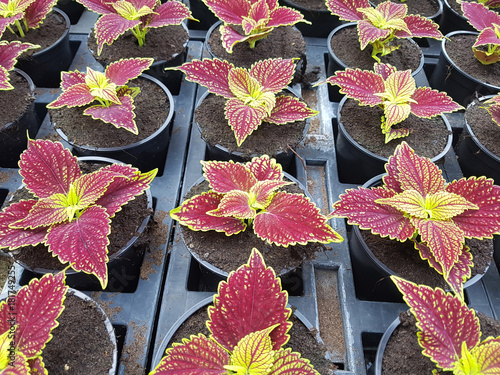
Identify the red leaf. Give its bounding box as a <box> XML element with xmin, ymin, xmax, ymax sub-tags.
<box><xmin>254</xmin><ymin>192</ymin><xmax>343</xmax><ymax>246</ymax></box>
<box><xmin>209</xmin><ymin>190</ymin><xmax>255</xmax><ymax>219</ymax></box>
<box><xmin>399</xmin><ymin>14</ymin><xmax>443</xmax><ymax>39</ymax></box>
<box><xmin>487</xmin><ymin>100</ymin><xmax>500</xmax><ymax>126</ymax></box>
<box><xmin>462</xmin><ymin>1</ymin><xmax>500</xmax><ymax>31</ymax></box>
<box><xmin>46</xmin><ymin>82</ymin><xmax>95</xmax><ymax>108</ymax></box>
<box><xmin>245</xmin><ymin>0</ymin><xmax>270</xmax><ymax>33</ymax></box>
<box><xmin>73</xmin><ymin>169</ymin><xmax>118</xmax><ymax>208</ymax></box>
<box><xmin>357</xmin><ymin>20</ymin><xmax>391</xmax><ymax>50</ymax></box>
<box><xmin>326</xmin><ymin>68</ymin><xmax>384</xmax><ymax>106</ymax></box>
<box><xmin>0</xmin><ymin>41</ymin><xmax>37</xmax><ymax>72</ymax></box>
<box><xmin>264</xmin><ymin>95</ymin><xmax>318</xmax><ymax>125</ymax></box>
<box><xmin>475</xmin><ymin>27</ymin><xmax>500</xmax><ymax>49</ymax></box>
<box><xmin>0</xmin><ymin>66</ymin><xmax>11</xmax><ymax>90</ymax></box>
<box><xmin>220</xmin><ymin>24</ymin><xmax>248</xmax><ymax>53</ymax></box>
<box><xmin>268</xmin><ymin>348</ymin><xmax>319</xmax><ymax>375</ymax></box>
<box><xmin>84</xmin><ymin>96</ymin><xmax>138</xmax><ymax>134</ymax></box>
<box><xmin>392</xmin><ymin>277</ymin><xmax>480</xmax><ymax>370</ymax></box>
<box><xmin>175</xmin><ymin>59</ymin><xmax>234</xmax><ymax>98</ymax></box>
<box><xmin>60</xmin><ymin>70</ymin><xmax>86</xmax><ymax>91</ymax></box>
<box><xmin>325</xmin><ymin>0</ymin><xmax>368</xmax><ymax>21</ymax></box>
<box><xmin>208</xmin><ymin>249</ymin><xmax>292</xmax><ymax>351</ymax></box>
<box><xmin>382</xmin><ymin>144</ymin><xmax>404</xmax><ymax>193</ymax></box>
<box><xmin>249</xmin><ymin>58</ymin><xmax>295</xmax><ymax>94</ymax></box>
<box><xmin>0</xmin><ymin>200</ymin><xmax>47</xmax><ymax>249</ymax></box>
<box><xmin>0</xmin><ymin>14</ymin><xmax>23</xmax><ymax>39</ymax></box>
<box><xmin>203</xmin><ymin>0</ymin><xmax>250</xmax><ymax>23</ymax></box>
<box><xmin>202</xmin><ymin>160</ymin><xmax>257</xmax><ymax>193</ymax></box>
<box><xmin>147</xmin><ymin>0</ymin><xmax>192</xmax><ymax>28</ymax></box>
<box><xmin>150</xmin><ymin>334</ymin><xmax>229</xmax><ymax>374</ymax></box>
<box><xmin>77</xmin><ymin>0</ymin><xmax>116</xmax><ymax>14</ymax></box>
<box><xmin>2</xmin><ymin>352</ymin><xmax>30</xmax><ymax>375</ymax></box>
<box><xmin>410</xmin><ymin>87</ymin><xmax>462</xmax><ymax>118</ymax></box>
<box><xmin>373</xmin><ymin>62</ymin><xmax>397</xmax><ymax>80</ymax></box>
<box><xmin>94</xmin><ymin>14</ymin><xmax>140</xmax><ymax>54</ymax></box>
<box><xmin>170</xmin><ymin>192</ymin><xmax>246</xmax><ymax>235</ymax></box>
<box><xmin>104</xmin><ymin>57</ymin><xmax>153</xmax><ymax>86</ymax></box>
<box><xmin>46</xmin><ymin>206</ymin><xmax>111</xmax><ymax>288</ymax></box>
<box><xmin>28</xmin><ymin>357</ymin><xmax>45</xmax><ymax>374</ymax></box>
<box><xmin>225</xmin><ymin>98</ymin><xmax>267</xmax><ymax>146</ymax></box>
<box><xmin>332</xmin><ymin>186</ymin><xmax>415</xmax><ymax>241</ymax></box>
<box><xmin>13</xmin><ymin>195</ymin><xmax>69</xmax><ymax>229</ymax></box>
<box><xmin>0</xmin><ymin>273</ymin><xmax>67</xmax><ymax>358</ymax></box>
<box><xmin>19</xmin><ymin>139</ymin><xmax>81</xmax><ymax>198</ymax></box>
<box><xmin>251</xmin><ymin>180</ymin><xmax>291</xmax><ymax>209</ymax></box>
<box><xmin>23</xmin><ymin>0</ymin><xmax>57</xmax><ymax>28</ymax></box>
<box><xmin>266</xmin><ymin>6</ymin><xmax>306</xmax><ymax>27</ymax></box>
<box><xmin>246</xmin><ymin>155</ymin><xmax>283</xmax><ymax>181</ymax></box>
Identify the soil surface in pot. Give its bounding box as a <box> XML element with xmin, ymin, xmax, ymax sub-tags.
<box><xmin>196</xmin><ymin>94</ymin><xmax>307</xmax><ymax>159</ymax></box>
<box><xmin>465</xmin><ymin>98</ymin><xmax>500</xmax><ymax>157</ymax></box>
<box><xmin>88</xmin><ymin>25</ymin><xmax>188</xmax><ymax>65</ymax></box>
<box><xmin>50</xmin><ymin>77</ymin><xmax>169</xmax><ymax>148</ymax></box>
<box><xmin>182</xmin><ymin>180</ymin><xmax>327</xmax><ymax>275</ymax></box>
<box><xmin>0</xmin><ymin>72</ymin><xmax>34</xmax><ymax>128</ymax></box>
<box><xmin>2</xmin><ymin>12</ymin><xmax>67</xmax><ymax>56</ymax></box>
<box><xmin>446</xmin><ymin>34</ymin><xmax>500</xmax><ymax>88</ymax></box>
<box><xmin>207</xmin><ymin>25</ymin><xmax>306</xmax><ymax>70</ymax></box>
<box><xmin>330</xmin><ymin>27</ymin><xmax>422</xmax><ymax>71</ymax></box>
<box><xmin>382</xmin><ymin>310</ymin><xmax>500</xmax><ymax>374</ymax></box>
<box><xmin>166</xmin><ymin>306</ymin><xmax>337</xmax><ymax>375</ymax></box>
<box><xmin>371</xmin><ymin>0</ymin><xmax>440</xmax><ymax>17</ymax></box>
<box><xmin>339</xmin><ymin>98</ymin><xmax>450</xmax><ymax>159</ymax></box>
<box><xmin>284</xmin><ymin>0</ymin><xmax>328</xmax><ymax>11</ymax></box>
<box><xmin>44</xmin><ymin>291</ymin><xmax>115</xmax><ymax>375</ymax></box>
<box><xmin>361</xmin><ymin>230</ymin><xmax>493</xmax><ymax>290</ymax></box>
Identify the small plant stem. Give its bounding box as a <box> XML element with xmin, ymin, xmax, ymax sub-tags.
<box><xmin>131</xmin><ymin>25</ymin><xmax>145</xmax><ymax>47</ymax></box>
<box><xmin>14</xmin><ymin>19</ymin><xmax>25</xmax><ymax>37</ymax></box>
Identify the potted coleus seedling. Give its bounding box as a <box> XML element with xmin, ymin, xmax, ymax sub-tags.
<box><xmin>172</xmin><ymin>57</ymin><xmax>317</xmax><ymax>162</ymax></box>
<box><xmin>330</xmin><ymin>141</ymin><xmax>500</xmax><ymax>298</ymax></box>
<box><xmin>375</xmin><ymin>276</ymin><xmax>500</xmax><ymax>374</ymax></box>
<box><xmin>0</xmin><ymin>139</ymin><xmax>157</xmax><ymax>289</ymax></box>
<box><xmin>150</xmin><ymin>249</ymin><xmax>322</xmax><ymax>374</ymax></box>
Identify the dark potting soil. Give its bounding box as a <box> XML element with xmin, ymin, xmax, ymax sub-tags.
<box><xmin>283</xmin><ymin>0</ymin><xmax>328</xmax><ymax>11</ymax></box>
<box><xmin>0</xmin><ymin>72</ymin><xmax>34</xmax><ymax>128</ymax></box>
<box><xmin>361</xmin><ymin>230</ymin><xmax>493</xmax><ymax>290</ymax></box>
<box><xmin>329</xmin><ymin>26</ymin><xmax>422</xmax><ymax>71</ymax></box>
<box><xmin>371</xmin><ymin>0</ymin><xmax>440</xmax><ymax>17</ymax></box>
<box><xmin>2</xmin><ymin>12</ymin><xmax>67</xmax><ymax>56</ymax></box>
<box><xmin>465</xmin><ymin>98</ymin><xmax>500</xmax><ymax>157</ymax></box>
<box><xmin>50</xmin><ymin>77</ymin><xmax>169</xmax><ymax>148</ymax></box>
<box><xmin>339</xmin><ymin>98</ymin><xmax>450</xmax><ymax>159</ymax></box>
<box><xmin>87</xmin><ymin>25</ymin><xmax>188</xmax><ymax>65</ymax></box>
<box><xmin>165</xmin><ymin>306</ymin><xmax>337</xmax><ymax>375</ymax></box>
<box><xmin>382</xmin><ymin>310</ymin><xmax>500</xmax><ymax>375</ymax></box>
<box><xmin>207</xmin><ymin>25</ymin><xmax>306</xmax><ymax>70</ymax></box>
<box><xmin>181</xmin><ymin>180</ymin><xmax>327</xmax><ymax>275</ymax></box>
<box><xmin>43</xmin><ymin>292</ymin><xmax>115</xmax><ymax>374</ymax></box>
<box><xmin>446</xmin><ymin>34</ymin><xmax>500</xmax><ymax>88</ymax></box>
<box><xmin>195</xmin><ymin>94</ymin><xmax>308</xmax><ymax>159</ymax></box>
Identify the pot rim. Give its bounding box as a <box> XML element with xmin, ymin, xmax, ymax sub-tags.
<box><xmin>1</xmin><ymin>69</ymin><xmax>36</xmax><ymax>131</ymax></box>
<box><xmin>374</xmin><ymin>315</ymin><xmax>400</xmax><ymax>375</ymax></box>
<box><xmin>30</xmin><ymin>8</ymin><xmax>70</xmax><ymax>58</ymax></box>
<box><xmin>281</xmin><ymin>0</ymin><xmax>329</xmax><ymax>14</ymax></box>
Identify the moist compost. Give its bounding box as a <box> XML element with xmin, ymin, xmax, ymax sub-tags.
<box><xmin>283</xmin><ymin>0</ymin><xmax>328</xmax><ymax>11</ymax></box>
<box><xmin>465</xmin><ymin>98</ymin><xmax>500</xmax><ymax>157</ymax></box>
<box><xmin>0</xmin><ymin>72</ymin><xmax>34</xmax><ymax>129</ymax></box>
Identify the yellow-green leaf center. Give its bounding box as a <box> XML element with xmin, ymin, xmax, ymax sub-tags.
<box><xmin>112</xmin><ymin>0</ymin><xmax>153</xmax><ymax>20</ymax></box>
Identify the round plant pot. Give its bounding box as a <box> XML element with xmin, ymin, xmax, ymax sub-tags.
<box><xmin>195</xmin><ymin>88</ymin><xmax>310</xmax><ymax>172</ymax></box>
<box><xmin>185</xmin><ymin>0</ymin><xmax>218</xmax><ymax>30</ymax></box>
<box><xmin>429</xmin><ymin>31</ymin><xmax>500</xmax><ymax>107</ymax></box>
<box><xmin>456</xmin><ymin>96</ymin><xmax>500</xmax><ymax>184</ymax></box>
<box><xmin>15</xmin><ymin>8</ymin><xmax>72</xmax><ymax>88</ymax></box>
<box><xmin>327</xmin><ymin>23</ymin><xmax>426</xmax><ymax>102</ymax></box>
<box><xmin>0</xmin><ymin>69</ymin><xmax>39</xmax><ymax>168</ymax></box>
<box><xmin>438</xmin><ymin>0</ymin><xmax>475</xmax><ymax>36</ymax></box>
<box><xmin>10</xmin><ymin>156</ymin><xmax>153</xmax><ymax>291</ymax></box>
<box><xmin>335</xmin><ymin>96</ymin><xmax>453</xmax><ymax>184</ymax></box>
<box><xmin>348</xmin><ymin>174</ymin><xmax>493</xmax><ymax>302</ymax></box>
<box><xmin>54</xmin><ymin>73</ymin><xmax>174</xmax><ymax>174</ymax></box>
<box><xmin>281</xmin><ymin>0</ymin><xmax>340</xmax><ymax>38</ymax></box>
<box><xmin>55</xmin><ymin>0</ymin><xmax>85</xmax><ymax>24</ymax></box>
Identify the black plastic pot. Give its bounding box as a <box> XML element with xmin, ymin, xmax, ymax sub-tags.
<box><xmin>455</xmin><ymin>96</ymin><xmax>500</xmax><ymax>184</ymax></box>
<box><xmin>16</xmin><ymin>8</ymin><xmax>72</xmax><ymax>88</ymax></box>
<box><xmin>281</xmin><ymin>0</ymin><xmax>340</xmax><ymax>38</ymax></box>
<box><xmin>12</xmin><ymin>156</ymin><xmax>153</xmax><ymax>291</ymax></box>
<box><xmin>335</xmin><ymin>96</ymin><xmax>453</xmax><ymax>184</ymax></box>
<box><xmin>373</xmin><ymin>316</ymin><xmax>400</xmax><ymax>375</ymax></box>
<box><xmin>55</xmin><ymin>0</ymin><xmax>85</xmax><ymax>24</ymax></box>
<box><xmin>55</xmin><ymin>73</ymin><xmax>174</xmax><ymax>174</ymax></box>
<box><xmin>429</xmin><ymin>31</ymin><xmax>500</xmax><ymax>107</ymax></box>
<box><xmin>0</xmin><ymin>69</ymin><xmax>39</xmax><ymax>168</ymax></box>
<box><xmin>184</xmin><ymin>0</ymin><xmax>218</xmax><ymax>30</ymax></box>
<box><xmin>326</xmin><ymin>23</ymin><xmax>426</xmax><ymax>102</ymax></box>
<box><xmin>438</xmin><ymin>0</ymin><xmax>475</xmax><ymax>36</ymax></box>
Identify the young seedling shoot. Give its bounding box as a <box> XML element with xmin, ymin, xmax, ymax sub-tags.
<box><xmin>0</xmin><ymin>41</ymin><xmax>39</xmax><ymax>90</ymax></box>
<box><xmin>0</xmin><ymin>0</ymin><xmax>57</xmax><ymax>38</ymax></box>
<box><xmin>150</xmin><ymin>249</ymin><xmax>320</xmax><ymax>375</ymax></box>
<box><xmin>47</xmin><ymin>57</ymin><xmax>153</xmax><ymax>134</ymax></box>
<box><xmin>169</xmin><ymin>58</ymin><xmax>318</xmax><ymax>146</ymax></box>
<box><xmin>170</xmin><ymin>155</ymin><xmax>342</xmax><ymax>247</ymax></box>
<box><xmin>325</xmin><ymin>0</ymin><xmax>443</xmax><ymax>61</ymax></box>
<box><xmin>0</xmin><ymin>139</ymin><xmax>157</xmax><ymax>289</ymax></box>
<box><xmin>202</xmin><ymin>0</ymin><xmax>309</xmax><ymax>53</ymax></box>
<box><xmin>462</xmin><ymin>1</ymin><xmax>500</xmax><ymax>65</ymax></box>
<box><xmin>318</xmin><ymin>62</ymin><xmax>462</xmax><ymax>143</ymax></box>
<box><xmin>392</xmin><ymin>276</ymin><xmax>500</xmax><ymax>374</ymax></box>
<box><xmin>330</xmin><ymin>141</ymin><xmax>500</xmax><ymax>297</ymax></box>
<box><xmin>76</xmin><ymin>0</ymin><xmax>195</xmax><ymax>54</ymax></box>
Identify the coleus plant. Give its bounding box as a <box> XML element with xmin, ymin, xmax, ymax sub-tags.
<box><xmin>484</xmin><ymin>93</ymin><xmax>500</xmax><ymax>126</ymax></box>
<box><xmin>320</xmin><ymin>62</ymin><xmax>462</xmax><ymax>143</ymax></box>
<box><xmin>462</xmin><ymin>1</ymin><xmax>500</xmax><ymax>65</ymax></box>
<box><xmin>330</xmin><ymin>141</ymin><xmax>500</xmax><ymax>297</ymax></box>
<box><xmin>202</xmin><ymin>0</ymin><xmax>308</xmax><ymax>53</ymax></box>
<box><xmin>0</xmin><ymin>139</ymin><xmax>157</xmax><ymax>289</ymax></box>
<box><xmin>0</xmin><ymin>0</ymin><xmax>57</xmax><ymax>38</ymax></box>
<box><xmin>0</xmin><ymin>272</ymin><xmax>67</xmax><ymax>375</ymax></box>
<box><xmin>47</xmin><ymin>57</ymin><xmax>153</xmax><ymax>134</ymax></box>
<box><xmin>479</xmin><ymin>0</ymin><xmax>500</xmax><ymax>8</ymax></box>
<box><xmin>150</xmin><ymin>249</ymin><xmax>320</xmax><ymax>374</ymax></box>
<box><xmin>171</xmin><ymin>57</ymin><xmax>318</xmax><ymax>146</ymax></box>
<box><xmin>171</xmin><ymin>155</ymin><xmax>342</xmax><ymax>247</ymax></box>
<box><xmin>325</xmin><ymin>0</ymin><xmax>443</xmax><ymax>61</ymax></box>
<box><xmin>392</xmin><ymin>276</ymin><xmax>500</xmax><ymax>374</ymax></box>
<box><xmin>76</xmin><ymin>0</ymin><xmax>194</xmax><ymax>54</ymax></box>
<box><xmin>0</xmin><ymin>41</ymin><xmax>38</xmax><ymax>90</ymax></box>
